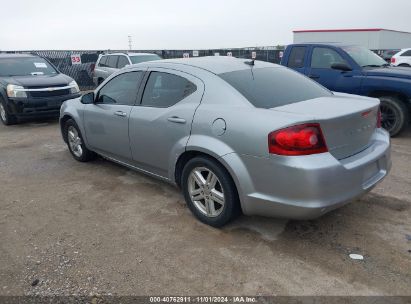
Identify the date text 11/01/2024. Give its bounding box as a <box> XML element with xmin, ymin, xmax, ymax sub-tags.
<box><xmin>149</xmin><ymin>296</ymin><xmax>257</xmax><ymax>303</ymax></box>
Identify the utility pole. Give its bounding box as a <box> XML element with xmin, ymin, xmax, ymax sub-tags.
<box><xmin>128</xmin><ymin>35</ymin><xmax>133</xmax><ymax>51</ymax></box>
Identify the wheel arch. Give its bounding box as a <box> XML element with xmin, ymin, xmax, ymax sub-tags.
<box><xmin>60</xmin><ymin>114</ymin><xmax>74</xmax><ymax>143</ymax></box>
<box><xmin>368</xmin><ymin>90</ymin><xmax>409</xmax><ymax>105</ymax></box>
<box><xmin>174</xmin><ymin>148</ymin><xmax>250</xmax><ymax>215</ymax></box>
<box><xmin>368</xmin><ymin>90</ymin><xmax>411</xmax><ymax>114</ymax></box>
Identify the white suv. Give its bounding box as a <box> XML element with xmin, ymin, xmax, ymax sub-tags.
<box><xmin>92</xmin><ymin>53</ymin><xmax>161</xmax><ymax>86</ymax></box>
<box><xmin>391</xmin><ymin>48</ymin><xmax>411</xmax><ymax>67</ymax></box>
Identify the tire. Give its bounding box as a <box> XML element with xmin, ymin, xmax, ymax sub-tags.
<box><xmin>398</xmin><ymin>63</ymin><xmax>410</xmax><ymax>67</ymax></box>
<box><xmin>379</xmin><ymin>96</ymin><xmax>409</xmax><ymax>137</ymax></box>
<box><xmin>0</xmin><ymin>99</ymin><xmax>18</xmax><ymax>126</ymax></box>
<box><xmin>181</xmin><ymin>156</ymin><xmax>241</xmax><ymax>227</ymax></box>
<box><xmin>64</xmin><ymin>119</ymin><xmax>96</xmax><ymax>162</ymax></box>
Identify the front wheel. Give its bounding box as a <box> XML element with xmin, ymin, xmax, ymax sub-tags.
<box><xmin>0</xmin><ymin>100</ymin><xmax>17</xmax><ymax>125</ymax></box>
<box><xmin>379</xmin><ymin>96</ymin><xmax>409</xmax><ymax>137</ymax></box>
<box><xmin>181</xmin><ymin>156</ymin><xmax>241</xmax><ymax>227</ymax></box>
<box><xmin>64</xmin><ymin>119</ymin><xmax>96</xmax><ymax>162</ymax></box>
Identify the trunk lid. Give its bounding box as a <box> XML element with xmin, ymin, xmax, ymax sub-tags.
<box><xmin>271</xmin><ymin>94</ymin><xmax>380</xmax><ymax>160</ymax></box>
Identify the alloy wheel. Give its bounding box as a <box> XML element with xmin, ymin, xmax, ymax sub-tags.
<box><xmin>67</xmin><ymin>126</ymin><xmax>83</xmax><ymax>158</ymax></box>
<box><xmin>188</xmin><ymin>167</ymin><xmax>225</xmax><ymax>217</ymax></box>
<box><xmin>380</xmin><ymin>103</ymin><xmax>397</xmax><ymax>132</ymax></box>
<box><xmin>0</xmin><ymin>103</ymin><xmax>6</xmax><ymax>122</ymax></box>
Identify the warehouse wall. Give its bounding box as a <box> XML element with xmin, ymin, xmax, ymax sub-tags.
<box><xmin>379</xmin><ymin>30</ymin><xmax>411</xmax><ymax>49</ymax></box>
<box><xmin>293</xmin><ymin>31</ymin><xmax>380</xmax><ymax>49</ymax></box>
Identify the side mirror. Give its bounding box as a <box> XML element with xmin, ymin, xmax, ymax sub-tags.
<box><xmin>81</xmin><ymin>92</ymin><xmax>94</xmax><ymax>104</ymax></box>
<box><xmin>331</xmin><ymin>63</ymin><xmax>352</xmax><ymax>72</ymax></box>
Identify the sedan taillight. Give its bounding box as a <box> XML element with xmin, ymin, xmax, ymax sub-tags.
<box><xmin>268</xmin><ymin>123</ymin><xmax>328</xmax><ymax>156</ymax></box>
<box><xmin>391</xmin><ymin>57</ymin><xmax>396</xmax><ymax>64</ymax></box>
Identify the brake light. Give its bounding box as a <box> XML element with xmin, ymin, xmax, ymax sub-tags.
<box><xmin>377</xmin><ymin>108</ymin><xmax>382</xmax><ymax>128</ymax></box>
<box><xmin>391</xmin><ymin>57</ymin><xmax>396</xmax><ymax>64</ymax></box>
<box><xmin>268</xmin><ymin>123</ymin><xmax>328</xmax><ymax>156</ymax></box>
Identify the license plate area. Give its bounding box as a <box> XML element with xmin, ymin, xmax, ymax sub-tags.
<box><xmin>363</xmin><ymin>161</ymin><xmax>379</xmax><ymax>182</ymax></box>
<box><xmin>362</xmin><ymin>157</ymin><xmax>386</xmax><ymax>189</ymax></box>
<box><xmin>47</xmin><ymin>100</ymin><xmax>60</xmax><ymax>107</ymax></box>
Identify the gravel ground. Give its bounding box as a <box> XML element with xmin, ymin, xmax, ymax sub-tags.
<box><xmin>0</xmin><ymin>119</ymin><xmax>410</xmax><ymax>297</ymax></box>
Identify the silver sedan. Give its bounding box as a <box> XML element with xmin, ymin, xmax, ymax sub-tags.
<box><xmin>60</xmin><ymin>57</ymin><xmax>391</xmax><ymax>227</ymax></box>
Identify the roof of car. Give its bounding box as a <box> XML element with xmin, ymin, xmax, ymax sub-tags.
<box><xmin>128</xmin><ymin>53</ymin><xmax>159</xmax><ymax>56</ymax></box>
<box><xmin>102</xmin><ymin>52</ymin><xmax>158</xmax><ymax>57</ymax></box>
<box><xmin>290</xmin><ymin>42</ymin><xmax>355</xmax><ymax>47</ymax></box>
<box><xmin>0</xmin><ymin>53</ymin><xmax>38</xmax><ymax>58</ymax></box>
<box><xmin>140</xmin><ymin>56</ymin><xmax>278</xmax><ymax>75</ymax></box>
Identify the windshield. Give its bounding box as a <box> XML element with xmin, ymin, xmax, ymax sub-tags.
<box><xmin>342</xmin><ymin>46</ymin><xmax>387</xmax><ymax>67</ymax></box>
<box><xmin>129</xmin><ymin>54</ymin><xmax>161</xmax><ymax>64</ymax></box>
<box><xmin>219</xmin><ymin>67</ymin><xmax>332</xmax><ymax>109</ymax></box>
<box><xmin>0</xmin><ymin>57</ymin><xmax>58</xmax><ymax>76</ymax></box>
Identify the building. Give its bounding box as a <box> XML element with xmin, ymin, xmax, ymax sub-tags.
<box><xmin>293</xmin><ymin>28</ymin><xmax>411</xmax><ymax>50</ymax></box>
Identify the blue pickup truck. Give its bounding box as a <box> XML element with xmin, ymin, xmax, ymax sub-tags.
<box><xmin>280</xmin><ymin>43</ymin><xmax>411</xmax><ymax>136</ymax></box>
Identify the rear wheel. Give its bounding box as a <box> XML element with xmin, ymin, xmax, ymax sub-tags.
<box><xmin>379</xmin><ymin>96</ymin><xmax>409</xmax><ymax>136</ymax></box>
<box><xmin>181</xmin><ymin>156</ymin><xmax>240</xmax><ymax>227</ymax></box>
<box><xmin>398</xmin><ymin>63</ymin><xmax>410</xmax><ymax>67</ymax></box>
<box><xmin>0</xmin><ymin>100</ymin><xmax>17</xmax><ymax>126</ymax></box>
<box><xmin>64</xmin><ymin>119</ymin><xmax>96</xmax><ymax>162</ymax></box>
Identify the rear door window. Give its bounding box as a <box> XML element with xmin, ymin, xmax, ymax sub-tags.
<box><xmin>400</xmin><ymin>50</ymin><xmax>411</xmax><ymax>57</ymax></box>
<box><xmin>107</xmin><ymin>56</ymin><xmax>119</xmax><ymax>68</ymax></box>
<box><xmin>219</xmin><ymin>67</ymin><xmax>332</xmax><ymax>109</ymax></box>
<box><xmin>141</xmin><ymin>72</ymin><xmax>197</xmax><ymax>108</ymax></box>
<box><xmin>98</xmin><ymin>56</ymin><xmax>108</xmax><ymax>67</ymax></box>
<box><xmin>117</xmin><ymin>56</ymin><xmax>130</xmax><ymax>68</ymax></box>
<box><xmin>287</xmin><ymin>46</ymin><xmax>306</xmax><ymax>68</ymax></box>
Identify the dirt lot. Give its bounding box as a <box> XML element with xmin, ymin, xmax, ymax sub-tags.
<box><xmin>0</xmin><ymin>119</ymin><xmax>410</xmax><ymax>297</ymax></box>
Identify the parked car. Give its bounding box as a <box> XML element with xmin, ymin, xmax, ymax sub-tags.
<box><xmin>280</xmin><ymin>43</ymin><xmax>411</xmax><ymax>136</ymax></box>
<box><xmin>391</xmin><ymin>48</ymin><xmax>411</xmax><ymax>67</ymax></box>
<box><xmin>380</xmin><ymin>49</ymin><xmax>400</xmax><ymax>63</ymax></box>
<box><xmin>0</xmin><ymin>53</ymin><xmax>81</xmax><ymax>125</ymax></box>
<box><xmin>60</xmin><ymin>57</ymin><xmax>391</xmax><ymax>227</ymax></box>
<box><xmin>92</xmin><ymin>52</ymin><xmax>161</xmax><ymax>86</ymax></box>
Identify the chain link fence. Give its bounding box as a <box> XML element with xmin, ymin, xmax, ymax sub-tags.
<box><xmin>2</xmin><ymin>48</ymin><xmax>284</xmax><ymax>90</ymax></box>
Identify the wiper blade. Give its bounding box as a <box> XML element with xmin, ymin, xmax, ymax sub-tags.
<box><xmin>362</xmin><ymin>64</ymin><xmax>389</xmax><ymax>68</ymax></box>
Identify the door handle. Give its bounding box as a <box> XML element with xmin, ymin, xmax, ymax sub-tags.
<box><xmin>167</xmin><ymin>116</ymin><xmax>186</xmax><ymax>124</ymax></box>
<box><xmin>114</xmin><ymin>111</ymin><xmax>127</xmax><ymax>117</ymax></box>
<box><xmin>308</xmin><ymin>74</ymin><xmax>320</xmax><ymax>79</ymax></box>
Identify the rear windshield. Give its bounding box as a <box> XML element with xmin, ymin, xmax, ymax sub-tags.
<box><xmin>129</xmin><ymin>54</ymin><xmax>161</xmax><ymax>64</ymax></box>
<box><xmin>219</xmin><ymin>67</ymin><xmax>332</xmax><ymax>108</ymax></box>
<box><xmin>0</xmin><ymin>57</ymin><xmax>58</xmax><ymax>77</ymax></box>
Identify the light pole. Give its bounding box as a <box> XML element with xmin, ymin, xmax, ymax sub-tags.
<box><xmin>128</xmin><ymin>35</ymin><xmax>133</xmax><ymax>51</ymax></box>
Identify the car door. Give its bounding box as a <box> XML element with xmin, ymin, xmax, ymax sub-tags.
<box><xmin>398</xmin><ymin>49</ymin><xmax>411</xmax><ymax>66</ymax></box>
<box><xmin>83</xmin><ymin>71</ymin><xmax>144</xmax><ymax>161</ymax></box>
<box><xmin>117</xmin><ymin>55</ymin><xmax>131</xmax><ymax>69</ymax></box>
<box><xmin>129</xmin><ymin>69</ymin><xmax>204</xmax><ymax>178</ymax></box>
<box><xmin>306</xmin><ymin>47</ymin><xmax>362</xmax><ymax>94</ymax></box>
<box><xmin>103</xmin><ymin>55</ymin><xmax>119</xmax><ymax>78</ymax></box>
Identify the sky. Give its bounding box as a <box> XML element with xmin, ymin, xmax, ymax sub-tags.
<box><xmin>1</xmin><ymin>0</ymin><xmax>410</xmax><ymax>51</ymax></box>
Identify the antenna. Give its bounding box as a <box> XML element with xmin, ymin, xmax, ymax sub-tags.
<box><xmin>244</xmin><ymin>59</ymin><xmax>255</xmax><ymax>66</ymax></box>
<box><xmin>128</xmin><ymin>35</ymin><xmax>133</xmax><ymax>51</ymax></box>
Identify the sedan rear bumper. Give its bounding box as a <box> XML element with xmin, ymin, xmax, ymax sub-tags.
<box><xmin>221</xmin><ymin>128</ymin><xmax>391</xmax><ymax>219</ymax></box>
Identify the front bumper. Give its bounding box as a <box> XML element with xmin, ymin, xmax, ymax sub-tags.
<box><xmin>6</xmin><ymin>93</ymin><xmax>81</xmax><ymax>118</ymax></box>
<box><xmin>221</xmin><ymin>128</ymin><xmax>391</xmax><ymax>219</ymax></box>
